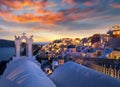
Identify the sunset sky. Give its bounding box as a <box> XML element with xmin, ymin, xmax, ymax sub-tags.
<box><xmin>0</xmin><ymin>0</ymin><xmax>120</xmax><ymax>42</ymax></box>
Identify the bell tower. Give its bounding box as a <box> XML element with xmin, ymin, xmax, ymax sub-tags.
<box><xmin>14</xmin><ymin>33</ymin><xmax>34</xmax><ymax>59</ymax></box>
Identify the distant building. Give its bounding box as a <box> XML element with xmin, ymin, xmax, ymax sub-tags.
<box><xmin>58</xmin><ymin>59</ymin><xmax>64</xmax><ymax>66</ymax></box>
<box><xmin>52</xmin><ymin>58</ymin><xmax>65</xmax><ymax>70</ymax></box>
<box><xmin>52</xmin><ymin>60</ymin><xmax>59</xmax><ymax>70</ymax></box>
<box><xmin>91</xmin><ymin>34</ymin><xmax>101</xmax><ymax>44</ymax></box>
<box><xmin>107</xmin><ymin>25</ymin><xmax>120</xmax><ymax>49</ymax></box>
<box><xmin>108</xmin><ymin>38</ymin><xmax>120</xmax><ymax>49</ymax></box>
<box><xmin>92</xmin><ymin>42</ymin><xmax>101</xmax><ymax>48</ymax></box>
<box><xmin>67</xmin><ymin>45</ymin><xmax>76</xmax><ymax>54</ymax></box>
<box><xmin>107</xmin><ymin>25</ymin><xmax>120</xmax><ymax>38</ymax></box>
<box><xmin>108</xmin><ymin>49</ymin><xmax>120</xmax><ymax>59</ymax></box>
<box><xmin>63</xmin><ymin>45</ymin><xmax>78</xmax><ymax>59</ymax></box>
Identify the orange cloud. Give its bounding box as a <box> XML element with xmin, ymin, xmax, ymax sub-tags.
<box><xmin>110</xmin><ymin>3</ymin><xmax>120</xmax><ymax>8</ymax></box>
<box><xmin>0</xmin><ymin>5</ymin><xmax>97</xmax><ymax>25</ymax></box>
<box><xmin>0</xmin><ymin>0</ymin><xmax>105</xmax><ymax>25</ymax></box>
<box><xmin>36</xmin><ymin>9</ymin><xmax>53</xmax><ymax>16</ymax></box>
<box><xmin>11</xmin><ymin>14</ymin><xmax>41</xmax><ymax>23</ymax></box>
<box><xmin>0</xmin><ymin>0</ymin><xmax>61</xmax><ymax>24</ymax></box>
<box><xmin>0</xmin><ymin>11</ymin><xmax>13</xmax><ymax>21</ymax></box>
<box><xmin>2</xmin><ymin>0</ymin><xmax>31</xmax><ymax>10</ymax></box>
<box><xmin>62</xmin><ymin>0</ymin><xmax>77</xmax><ymax>5</ymax></box>
<box><xmin>0</xmin><ymin>12</ymin><xmax>64</xmax><ymax>24</ymax></box>
<box><xmin>1</xmin><ymin>0</ymin><xmax>49</xmax><ymax>10</ymax></box>
<box><xmin>84</xmin><ymin>0</ymin><xmax>99</xmax><ymax>6</ymax></box>
<box><xmin>46</xmin><ymin>2</ymin><xmax>58</xmax><ymax>8</ymax></box>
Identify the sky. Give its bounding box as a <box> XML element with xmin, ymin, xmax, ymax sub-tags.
<box><xmin>0</xmin><ymin>0</ymin><xmax>120</xmax><ymax>42</ymax></box>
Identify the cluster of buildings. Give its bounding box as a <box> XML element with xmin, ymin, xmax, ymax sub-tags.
<box><xmin>40</xmin><ymin>25</ymin><xmax>120</xmax><ymax>60</ymax></box>
<box><xmin>36</xmin><ymin>25</ymin><xmax>120</xmax><ymax>72</ymax></box>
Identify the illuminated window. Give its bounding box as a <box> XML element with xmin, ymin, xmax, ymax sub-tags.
<box><xmin>113</xmin><ymin>32</ymin><xmax>116</xmax><ymax>35</ymax></box>
<box><xmin>117</xmin><ymin>31</ymin><xmax>119</xmax><ymax>34</ymax></box>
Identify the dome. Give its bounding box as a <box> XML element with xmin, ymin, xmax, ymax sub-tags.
<box><xmin>50</xmin><ymin>62</ymin><xmax>120</xmax><ymax>87</ymax></box>
<box><xmin>0</xmin><ymin>59</ymin><xmax>56</xmax><ymax>87</ymax></box>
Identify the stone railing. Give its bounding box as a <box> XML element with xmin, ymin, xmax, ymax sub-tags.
<box><xmin>90</xmin><ymin>64</ymin><xmax>120</xmax><ymax>79</ymax></box>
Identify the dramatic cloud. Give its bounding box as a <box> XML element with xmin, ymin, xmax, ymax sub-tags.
<box><xmin>0</xmin><ymin>0</ymin><xmax>49</xmax><ymax>10</ymax></box>
<box><xmin>0</xmin><ymin>0</ymin><xmax>120</xmax><ymax>42</ymax></box>
<box><xmin>0</xmin><ymin>0</ymin><xmax>118</xmax><ymax>24</ymax></box>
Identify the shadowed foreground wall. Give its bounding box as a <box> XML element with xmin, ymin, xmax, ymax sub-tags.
<box><xmin>50</xmin><ymin>62</ymin><xmax>120</xmax><ymax>87</ymax></box>
<box><xmin>0</xmin><ymin>59</ymin><xmax>56</xmax><ymax>87</ymax></box>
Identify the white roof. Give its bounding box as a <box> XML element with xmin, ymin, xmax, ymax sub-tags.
<box><xmin>0</xmin><ymin>59</ymin><xmax>56</xmax><ymax>87</ymax></box>
<box><xmin>50</xmin><ymin>62</ymin><xmax>120</xmax><ymax>87</ymax></box>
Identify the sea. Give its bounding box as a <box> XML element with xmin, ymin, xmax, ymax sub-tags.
<box><xmin>0</xmin><ymin>47</ymin><xmax>15</xmax><ymax>62</ymax></box>
<box><xmin>0</xmin><ymin>42</ymin><xmax>48</xmax><ymax>62</ymax></box>
<box><xmin>34</xmin><ymin>42</ymin><xmax>49</xmax><ymax>45</ymax></box>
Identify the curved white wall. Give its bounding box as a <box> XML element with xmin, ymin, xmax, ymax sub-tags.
<box><xmin>50</xmin><ymin>62</ymin><xmax>120</xmax><ymax>87</ymax></box>
<box><xmin>0</xmin><ymin>59</ymin><xmax>56</xmax><ymax>87</ymax></box>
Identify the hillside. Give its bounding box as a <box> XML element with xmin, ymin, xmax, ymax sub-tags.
<box><xmin>0</xmin><ymin>39</ymin><xmax>14</xmax><ymax>47</ymax></box>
